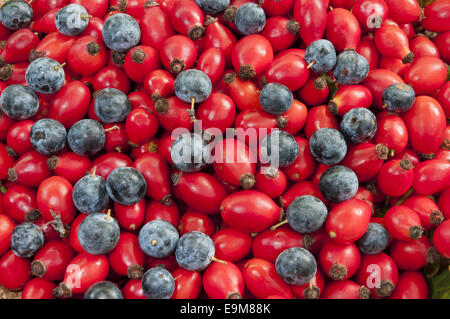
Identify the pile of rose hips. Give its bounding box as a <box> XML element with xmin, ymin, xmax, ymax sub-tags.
<box><xmin>0</xmin><ymin>0</ymin><xmax>449</xmax><ymax>300</ymax></box>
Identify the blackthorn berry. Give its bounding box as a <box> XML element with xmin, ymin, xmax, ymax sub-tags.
<box><xmin>78</xmin><ymin>212</ymin><xmax>120</xmax><ymax>255</ymax></box>
<box><xmin>260</xmin><ymin>130</ymin><xmax>299</xmax><ymax>168</ymax></box>
<box><xmin>25</xmin><ymin>57</ymin><xmax>65</xmax><ymax>95</ymax></box>
<box><xmin>235</xmin><ymin>3</ymin><xmax>266</xmax><ymax>35</ymax></box>
<box><xmin>67</xmin><ymin>119</ymin><xmax>105</xmax><ymax>156</ymax></box>
<box><xmin>106</xmin><ymin>167</ymin><xmax>147</xmax><ymax>206</ymax></box>
<box><xmin>72</xmin><ymin>171</ymin><xmax>109</xmax><ymax>214</ymax></box>
<box><xmin>319</xmin><ymin>165</ymin><xmax>359</xmax><ymax>202</ymax></box>
<box><xmin>259</xmin><ymin>83</ymin><xmax>293</xmax><ymax>115</ymax></box>
<box><xmin>175</xmin><ymin>231</ymin><xmax>215</xmax><ymax>271</ymax></box>
<box><xmin>195</xmin><ymin>0</ymin><xmax>230</xmax><ymax>14</ymax></box>
<box><xmin>382</xmin><ymin>83</ymin><xmax>415</xmax><ymax>114</ymax></box>
<box><xmin>94</xmin><ymin>88</ymin><xmax>131</xmax><ymax>124</ymax></box>
<box><xmin>102</xmin><ymin>13</ymin><xmax>141</xmax><ymax>53</ymax></box>
<box><xmin>357</xmin><ymin>223</ymin><xmax>390</xmax><ymax>255</ymax></box>
<box><xmin>340</xmin><ymin>108</ymin><xmax>377</xmax><ymax>144</ymax></box>
<box><xmin>141</xmin><ymin>267</ymin><xmax>175</xmax><ymax>299</ymax></box>
<box><xmin>174</xmin><ymin>69</ymin><xmax>212</xmax><ymax>104</ymax></box>
<box><xmin>11</xmin><ymin>222</ymin><xmax>44</xmax><ymax>258</ymax></box>
<box><xmin>30</xmin><ymin>119</ymin><xmax>67</xmax><ymax>156</ymax></box>
<box><xmin>286</xmin><ymin>195</ymin><xmax>328</xmax><ymax>234</ymax></box>
<box><xmin>275</xmin><ymin>247</ymin><xmax>317</xmax><ymax>285</ymax></box>
<box><xmin>170</xmin><ymin>133</ymin><xmax>209</xmax><ymax>173</ymax></box>
<box><xmin>55</xmin><ymin>4</ymin><xmax>90</xmax><ymax>36</ymax></box>
<box><xmin>84</xmin><ymin>281</ymin><xmax>124</xmax><ymax>299</ymax></box>
<box><xmin>1</xmin><ymin>84</ymin><xmax>39</xmax><ymax>120</ymax></box>
<box><xmin>333</xmin><ymin>50</ymin><xmax>369</xmax><ymax>85</ymax></box>
<box><xmin>0</xmin><ymin>0</ymin><xmax>33</xmax><ymax>30</ymax></box>
<box><xmin>305</xmin><ymin>39</ymin><xmax>337</xmax><ymax>73</ymax></box>
<box><xmin>138</xmin><ymin>220</ymin><xmax>179</xmax><ymax>258</ymax></box>
<box><xmin>310</xmin><ymin>128</ymin><xmax>347</xmax><ymax>165</ymax></box>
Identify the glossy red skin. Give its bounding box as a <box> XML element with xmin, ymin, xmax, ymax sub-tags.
<box><xmin>377</xmin><ymin>159</ymin><xmax>414</xmax><ymax>197</ymax></box>
<box><xmin>108</xmin><ymin>232</ymin><xmax>145</xmax><ymax>278</ymax></box>
<box><xmin>35</xmin><ymin>0</ymin><xmax>69</xmax><ymax>16</ymax></box>
<box><xmin>261</xmin><ymin>17</ymin><xmax>299</xmax><ymax>53</ymax></box>
<box><xmin>375</xmin><ymin>112</ymin><xmax>408</xmax><ymax>154</ymax></box>
<box><xmin>437</xmin><ymin>81</ymin><xmax>450</xmax><ymax>118</ymax></box>
<box><xmin>160</xmin><ymin>35</ymin><xmax>197</xmax><ymax>75</ymax></box>
<box><xmin>2</xmin><ymin>185</ymin><xmax>38</xmax><ymax>223</ymax></box>
<box><xmin>413</xmin><ymin>159</ymin><xmax>450</xmax><ymax>196</ymax></box>
<box><xmin>220</xmin><ymin>190</ymin><xmax>281</xmax><ymax>233</ymax></box>
<box><xmin>293</xmin><ymin>0</ymin><xmax>328</xmax><ymax>46</ymax></box>
<box><xmin>69</xmin><ymin>214</ymin><xmax>88</xmax><ymax>253</ymax></box>
<box><xmin>291</xmin><ymin>269</ymin><xmax>325</xmax><ymax>299</ymax></box>
<box><xmin>390</xmin><ymin>271</ymin><xmax>428</xmax><ymax>299</ymax></box>
<box><xmin>329</xmin><ymin>85</ymin><xmax>373</xmax><ymax>117</ymax></box>
<box><xmin>32</xmin><ymin>240</ymin><xmax>74</xmax><ymax>281</ymax></box>
<box><xmin>204</xmin><ymin>19</ymin><xmax>236</xmax><ymax>64</ymax></box>
<box><xmin>125</xmin><ymin>108</ymin><xmax>159</xmax><ymax>145</ymax></box>
<box><xmin>410</xmin><ymin>36</ymin><xmax>440</xmax><ymax>59</ymax></box>
<box><xmin>283</xmin><ymin>137</ymin><xmax>316</xmax><ymax>182</ymax></box>
<box><xmin>123</xmin><ymin>279</ymin><xmax>146</xmax><ymax>299</ymax></box>
<box><xmin>421</xmin><ymin>0</ymin><xmax>450</xmax><ymax>32</ymax></box>
<box><xmin>49</xmin><ymin>81</ymin><xmax>91</xmax><ymax>128</ymax></box>
<box><xmin>0</xmin><ymin>214</ymin><xmax>14</xmax><ymax>256</ymax></box>
<box><xmin>234</xmin><ymin>110</ymin><xmax>277</xmax><ymax>143</ymax></box>
<box><xmin>404</xmin><ymin>57</ymin><xmax>447</xmax><ymax>95</ymax></box>
<box><xmin>326</xmin><ymin>199</ymin><xmax>372</xmax><ymax>244</ymax></box>
<box><xmin>0</xmin><ymin>113</ymin><xmax>13</xmax><ymax>142</ymax></box>
<box><xmin>0</xmin><ymin>143</ymin><xmax>14</xmax><ymax>180</ymax></box>
<box><xmin>33</xmin><ymin>32</ymin><xmax>74</xmax><ymax>64</ymax></box>
<box><xmin>146</xmin><ymin>255</ymin><xmax>178</xmax><ymax>272</ymax></box>
<box><xmin>231</xmin><ymin>35</ymin><xmax>274</xmax><ymax>81</ymax></box>
<box><xmin>197</xmin><ymin>93</ymin><xmax>236</xmax><ymax>133</ymax></box>
<box><xmin>1</xmin><ymin>29</ymin><xmax>39</xmax><ymax>64</ymax></box>
<box><xmin>378</xmin><ymin>56</ymin><xmax>410</xmax><ymax>76</ymax></box>
<box><xmin>319</xmin><ymin>242</ymin><xmax>361</xmax><ymax>280</ymax></box>
<box><xmin>89</xmin><ymin>153</ymin><xmax>132</xmax><ymax>180</ymax></box>
<box><xmin>37</xmin><ymin>176</ymin><xmax>76</xmax><ymax>225</ymax></box>
<box><xmin>384</xmin><ymin>0</ymin><xmax>421</xmax><ymax>23</ymax></box>
<box><xmin>434</xmin><ymin>31</ymin><xmax>450</xmax><ymax>64</ymax></box>
<box><xmin>130</xmin><ymin>138</ymin><xmax>159</xmax><ymax>159</ymax></box>
<box><xmin>169</xmin><ymin>0</ymin><xmax>204</xmax><ymax>39</ymax></box>
<box><xmin>433</xmin><ymin>219</ymin><xmax>450</xmax><ymax>258</ymax></box>
<box><xmin>128</xmin><ymin>90</ymin><xmax>155</xmax><ymax>113</ymax></box>
<box><xmin>281</xmin><ymin>181</ymin><xmax>328</xmax><ymax>209</ymax></box>
<box><xmin>139</xmin><ymin>4</ymin><xmax>174</xmax><ymax>50</ymax></box>
<box><xmin>145</xmin><ymin>200</ymin><xmax>180</xmax><ymax>227</ymax></box>
<box><xmin>390</xmin><ymin>236</ymin><xmax>433</xmax><ymax>271</ymax></box>
<box><xmin>60</xmin><ymin>253</ymin><xmax>109</xmax><ymax>295</ymax></box>
<box><xmin>133</xmin><ymin>153</ymin><xmax>171</xmax><ymax>201</ymax></box>
<box><xmin>384</xmin><ymin>205</ymin><xmax>423</xmax><ymax>241</ymax></box>
<box><xmin>356</xmin><ymin>252</ymin><xmax>399</xmax><ymax>298</ymax></box>
<box><xmin>3</xmin><ymin>62</ymin><xmax>28</xmax><ymax>86</ymax></box>
<box><xmin>265</xmin><ymin>54</ymin><xmax>310</xmax><ymax>92</ymax></box>
<box><xmin>362</xmin><ymin>69</ymin><xmax>404</xmax><ymax>109</ymax></box>
<box><xmin>203</xmin><ymin>261</ymin><xmax>244</xmax><ymax>299</ymax></box>
<box><xmin>404</xmin><ymin>96</ymin><xmax>446</xmax><ymax>154</ymax></box>
<box><xmin>356</xmin><ymin>36</ymin><xmax>379</xmax><ymax>72</ymax></box>
<box><xmin>254</xmin><ymin>166</ymin><xmax>287</xmax><ymax>199</ymax></box>
<box><xmin>80</xmin><ymin>16</ymin><xmax>103</xmax><ymax>42</ymax></box>
<box><xmin>0</xmin><ymin>23</ymin><xmax>11</xmax><ymax>41</ymax></box>
<box><xmin>156</xmin><ymin>96</ymin><xmax>193</xmax><ymax>132</ymax></box>
<box><xmin>70</xmin><ymin>0</ymin><xmax>108</xmax><ymax>17</ymax></box>
<box><xmin>297</xmin><ymin>75</ymin><xmax>329</xmax><ymax>107</ymax></box>
<box><xmin>179</xmin><ymin>210</ymin><xmax>215</xmax><ymax>237</ymax></box>
<box><xmin>0</xmin><ymin>250</ymin><xmax>31</xmax><ymax>290</ymax></box>
<box><xmin>212</xmin><ymin>228</ymin><xmax>252</xmax><ymax>262</ymax></box>
<box><xmin>375</xmin><ymin>25</ymin><xmax>412</xmax><ymax>62</ymax></box>
<box><xmin>242</xmin><ymin>258</ymin><xmax>293</xmax><ymax>299</ymax></box>
<box><xmin>171</xmin><ymin>268</ymin><xmax>202</xmax><ymax>299</ymax></box>
<box><xmin>10</xmin><ymin>151</ymin><xmax>51</xmax><ymax>188</ymax></box>
<box><xmin>353</xmin><ymin>0</ymin><xmax>389</xmax><ymax>31</ymax></box>
<box><xmin>6</xmin><ymin>120</ymin><xmax>33</xmax><ymax>156</ymax></box>
<box><xmin>304</xmin><ymin>105</ymin><xmax>339</xmax><ymax>140</ymax></box>
<box><xmin>114</xmin><ymin>199</ymin><xmax>146</xmax><ymax>231</ymax></box>
<box><xmin>326</xmin><ymin>8</ymin><xmax>361</xmax><ymax>51</ymax></box>
<box><xmin>124</xmin><ymin>46</ymin><xmax>161</xmax><ymax>83</ymax></box>
<box><xmin>341</xmin><ymin>143</ymin><xmax>384</xmax><ymax>182</ymax></box>
<box><xmin>104</xmin><ymin>123</ymin><xmax>128</xmax><ymax>153</ymax></box>
<box><xmin>226</xmin><ymin>73</ymin><xmax>262</xmax><ymax>112</ymax></box>
<box><xmin>22</xmin><ymin>278</ymin><xmax>57</xmax><ymax>299</ymax></box>
<box><xmin>261</xmin><ymin>0</ymin><xmax>294</xmax><ymax>16</ymax></box>
<box><xmin>438</xmin><ymin>187</ymin><xmax>450</xmax><ymax>219</ymax></box>
<box><xmin>403</xmin><ymin>196</ymin><xmax>443</xmax><ymax>231</ymax></box>
<box><xmin>92</xmin><ymin>65</ymin><xmax>130</xmax><ymax>93</ymax></box>
<box><xmin>321</xmin><ymin>280</ymin><xmax>368</xmax><ymax>299</ymax></box>
<box><xmin>174</xmin><ymin>172</ymin><xmax>227</xmax><ymax>215</ymax></box>
<box><xmin>122</xmin><ymin>0</ymin><xmax>147</xmax><ymax>18</ymax></box>
<box><xmin>67</xmin><ymin>36</ymin><xmax>107</xmax><ymax>77</ymax></box>
<box><xmin>197</xmin><ymin>47</ymin><xmax>225</xmax><ymax>85</ymax></box>
<box><xmin>311</xmin><ymin>163</ymin><xmax>330</xmax><ymax>188</ymax></box>
<box><xmin>51</xmin><ymin>152</ymin><xmax>91</xmax><ymax>184</ymax></box>
<box><xmin>252</xmin><ymin>226</ymin><xmax>304</xmax><ymax>263</ymax></box>
<box><xmin>212</xmin><ymin>138</ymin><xmax>256</xmax><ymax>188</ymax></box>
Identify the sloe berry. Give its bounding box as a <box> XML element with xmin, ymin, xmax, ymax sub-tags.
<box><xmin>138</xmin><ymin>220</ymin><xmax>179</xmax><ymax>258</ymax></box>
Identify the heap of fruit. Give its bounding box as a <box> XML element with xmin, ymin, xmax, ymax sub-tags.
<box><xmin>0</xmin><ymin>0</ymin><xmax>449</xmax><ymax>300</ymax></box>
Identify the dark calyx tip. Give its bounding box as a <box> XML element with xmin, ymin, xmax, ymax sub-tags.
<box><xmin>223</xmin><ymin>6</ymin><xmax>237</xmax><ymax>23</ymax></box>
<box><xmin>160</xmin><ymin>194</ymin><xmax>173</xmax><ymax>206</ymax></box>
<box><xmin>303</xmin><ymin>234</ymin><xmax>315</xmax><ymax>250</ymax></box>
<box><xmin>399</xmin><ymin>158</ymin><xmax>414</xmax><ymax>170</ymax></box>
<box><xmin>53</xmin><ymin>283</ymin><xmax>72</xmax><ymax>298</ymax></box>
<box><xmin>0</xmin><ymin>64</ymin><xmax>13</xmax><ymax>81</ymax></box>
<box><xmin>26</xmin><ymin>209</ymin><xmax>41</xmax><ymax>222</ymax></box>
<box><xmin>127</xmin><ymin>264</ymin><xmax>144</xmax><ymax>279</ymax></box>
<box><xmin>430</xmin><ymin>210</ymin><xmax>444</xmax><ymax>226</ymax></box>
<box><xmin>131</xmin><ymin>49</ymin><xmax>147</xmax><ymax>64</ymax></box>
<box><xmin>276</xmin><ymin>116</ymin><xmax>288</xmax><ymax>129</ymax></box>
<box><xmin>240</xmin><ymin>174</ymin><xmax>256</xmax><ymax>190</ymax></box>
<box><xmin>31</xmin><ymin>260</ymin><xmax>46</xmax><ymax>278</ymax></box>
<box><xmin>223</xmin><ymin>72</ymin><xmax>236</xmax><ymax>84</ymax></box>
<box><xmin>204</xmin><ymin>15</ymin><xmax>218</xmax><ymax>26</ymax></box>
<box><xmin>227</xmin><ymin>292</ymin><xmax>242</xmax><ymax>299</ymax></box>
<box><xmin>288</xmin><ymin>20</ymin><xmax>300</xmax><ymax>35</ymax></box>
<box><xmin>402</xmin><ymin>52</ymin><xmax>414</xmax><ymax>64</ymax></box>
<box><xmin>117</xmin><ymin>0</ymin><xmax>127</xmax><ymax>12</ymax></box>
<box><xmin>87</xmin><ymin>42</ymin><xmax>101</xmax><ymax>56</ymax></box>
<box><xmin>111</xmin><ymin>51</ymin><xmax>126</xmax><ymax>66</ymax></box>
<box><xmin>170</xmin><ymin>59</ymin><xmax>185</xmax><ymax>75</ymax></box>
<box><xmin>376</xmin><ymin>280</ymin><xmax>394</xmax><ymax>297</ymax></box>
<box><xmin>155</xmin><ymin>98</ymin><xmax>169</xmax><ymax>114</ymax></box>
<box><xmin>188</xmin><ymin>25</ymin><xmax>205</xmax><ymax>41</ymax></box>
<box><xmin>47</xmin><ymin>155</ymin><xmax>59</xmax><ymax>170</ymax></box>
<box><xmin>359</xmin><ymin>286</ymin><xmax>371</xmax><ymax>299</ymax></box>
<box><xmin>151</xmin><ymin>93</ymin><xmax>162</xmax><ymax>102</ymax></box>
<box><xmin>328</xmin><ymin>101</ymin><xmax>338</xmax><ymax>115</ymax></box>
<box><xmin>7</xmin><ymin>168</ymin><xmax>17</xmax><ymax>182</ymax></box>
<box><xmin>238</xmin><ymin>65</ymin><xmax>256</xmax><ymax>81</ymax></box>
<box><xmin>314</xmin><ymin>77</ymin><xmax>327</xmax><ymax>90</ymax></box>
<box><xmin>303</xmin><ymin>286</ymin><xmax>320</xmax><ymax>299</ymax></box>
<box><xmin>409</xmin><ymin>225</ymin><xmax>424</xmax><ymax>239</ymax></box>
<box><xmin>375</xmin><ymin>144</ymin><xmax>389</xmax><ymax>160</ymax></box>
<box><xmin>29</xmin><ymin>50</ymin><xmax>44</xmax><ymax>63</ymax></box>
<box><xmin>329</xmin><ymin>263</ymin><xmax>347</xmax><ymax>281</ymax></box>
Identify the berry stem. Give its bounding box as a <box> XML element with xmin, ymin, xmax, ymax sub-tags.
<box><xmin>270</xmin><ymin>219</ymin><xmax>288</xmax><ymax>231</ymax></box>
